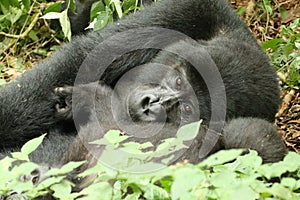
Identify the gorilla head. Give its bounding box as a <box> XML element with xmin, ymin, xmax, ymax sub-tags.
<box><xmin>114</xmin><ymin>62</ymin><xmax>200</xmax><ymax>126</ymax></box>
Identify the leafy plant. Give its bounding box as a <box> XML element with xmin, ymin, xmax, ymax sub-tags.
<box><xmin>42</xmin><ymin>0</ymin><xmax>73</xmax><ymax>41</ymax></box>
<box><xmin>87</xmin><ymin>0</ymin><xmax>150</xmax><ymax>31</ymax></box>
<box><xmin>0</xmin><ymin>0</ymin><xmax>66</xmax><ymax>85</ymax></box>
<box><xmin>262</xmin><ymin>18</ymin><xmax>300</xmax><ymax>89</ymax></box>
<box><xmin>0</xmin><ymin>134</ymin><xmax>85</xmax><ymax>199</ymax></box>
<box><xmin>1</xmin><ymin>122</ymin><xmax>300</xmax><ymax>199</ymax></box>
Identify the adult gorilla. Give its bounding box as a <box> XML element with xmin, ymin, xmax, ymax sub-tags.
<box><xmin>0</xmin><ymin>0</ymin><xmax>281</xmax><ymax>152</ymax></box>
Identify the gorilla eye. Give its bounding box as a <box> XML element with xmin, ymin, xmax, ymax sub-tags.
<box><xmin>183</xmin><ymin>104</ymin><xmax>192</xmax><ymax>113</ymax></box>
<box><xmin>176</xmin><ymin>77</ymin><xmax>182</xmax><ymax>90</ymax></box>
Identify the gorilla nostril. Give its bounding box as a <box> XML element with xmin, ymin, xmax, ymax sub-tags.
<box><xmin>141</xmin><ymin>94</ymin><xmax>159</xmax><ymax>108</ymax></box>
<box><xmin>141</xmin><ymin>97</ymin><xmax>151</xmax><ymax>109</ymax></box>
<box><xmin>144</xmin><ymin>109</ymin><xmax>150</xmax><ymax>115</ymax></box>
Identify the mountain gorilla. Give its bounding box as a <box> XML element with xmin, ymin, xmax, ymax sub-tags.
<box><xmin>0</xmin><ymin>0</ymin><xmax>286</xmax><ymax>165</ymax></box>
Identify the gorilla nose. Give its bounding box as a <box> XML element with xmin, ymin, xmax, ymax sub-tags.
<box><xmin>141</xmin><ymin>94</ymin><xmax>159</xmax><ymax>109</ymax></box>
<box><xmin>140</xmin><ymin>95</ymin><xmax>166</xmax><ymax>121</ymax></box>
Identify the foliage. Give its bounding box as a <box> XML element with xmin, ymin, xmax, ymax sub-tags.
<box><xmin>0</xmin><ymin>0</ymin><xmax>65</xmax><ymax>86</ymax></box>
<box><xmin>0</xmin><ymin>134</ymin><xmax>84</xmax><ymax>199</ymax></box>
<box><xmin>252</xmin><ymin>0</ymin><xmax>300</xmax><ymax>89</ymax></box>
<box><xmin>262</xmin><ymin>19</ymin><xmax>300</xmax><ymax>89</ymax></box>
<box><xmin>235</xmin><ymin>0</ymin><xmax>300</xmax><ymax>88</ymax></box>
<box><xmin>87</xmin><ymin>0</ymin><xmax>149</xmax><ymax>31</ymax></box>
<box><xmin>1</xmin><ymin>126</ymin><xmax>300</xmax><ymax>199</ymax></box>
<box><xmin>0</xmin><ymin>0</ymin><xmax>149</xmax><ymax>86</ymax></box>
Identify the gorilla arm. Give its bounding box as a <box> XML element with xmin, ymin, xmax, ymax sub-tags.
<box><xmin>221</xmin><ymin>117</ymin><xmax>287</xmax><ymax>163</ymax></box>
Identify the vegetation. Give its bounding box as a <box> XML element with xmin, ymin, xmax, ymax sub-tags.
<box><xmin>0</xmin><ymin>0</ymin><xmax>147</xmax><ymax>86</ymax></box>
<box><xmin>2</xmin><ymin>126</ymin><xmax>300</xmax><ymax>199</ymax></box>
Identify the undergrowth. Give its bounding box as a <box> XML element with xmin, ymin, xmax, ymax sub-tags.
<box><xmin>1</xmin><ymin>127</ymin><xmax>300</xmax><ymax>199</ymax></box>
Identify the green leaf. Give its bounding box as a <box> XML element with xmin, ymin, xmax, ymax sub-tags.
<box><xmin>60</xmin><ymin>161</ymin><xmax>85</xmax><ymax>174</ymax></box>
<box><xmin>0</xmin><ymin>1</ymin><xmax>10</xmax><ymax>10</ymax></box>
<box><xmin>33</xmin><ymin>48</ymin><xmax>48</xmax><ymax>57</ymax></box>
<box><xmin>9</xmin><ymin>180</ymin><xmax>34</xmax><ymax>194</ymax></box>
<box><xmin>9</xmin><ymin>0</ymin><xmax>21</xmax><ymax>8</ymax></box>
<box><xmin>123</xmin><ymin>0</ymin><xmax>138</xmax><ymax>14</ymax></box>
<box><xmin>171</xmin><ymin>167</ymin><xmax>205</xmax><ymax>200</ymax></box>
<box><xmin>93</xmin><ymin>11</ymin><xmax>110</xmax><ymax>31</ymax></box>
<box><xmin>94</xmin><ymin>129</ymin><xmax>129</xmax><ymax>147</ymax></box>
<box><xmin>268</xmin><ymin>183</ymin><xmax>293</xmax><ymax>199</ymax></box>
<box><xmin>210</xmin><ymin>168</ymin><xmax>236</xmax><ymax>187</ymax></box>
<box><xmin>111</xmin><ymin>0</ymin><xmax>123</xmax><ymax>18</ymax></box>
<box><xmin>236</xmin><ymin>6</ymin><xmax>246</xmax><ymax>16</ymax></box>
<box><xmin>123</xmin><ymin>193</ymin><xmax>142</xmax><ymax>200</ymax></box>
<box><xmin>155</xmin><ymin>138</ymin><xmax>176</xmax><ymax>152</ymax></box>
<box><xmin>28</xmin><ymin>30</ymin><xmax>39</xmax><ymax>42</ymax></box>
<box><xmin>41</xmin><ymin>12</ymin><xmax>62</xmax><ymax>19</ymax></box>
<box><xmin>46</xmin><ymin>161</ymin><xmax>85</xmax><ymax>176</ymax></box>
<box><xmin>230</xmin><ymin>150</ymin><xmax>262</xmax><ymax>175</ymax></box>
<box><xmin>79</xmin><ymin>182</ymin><xmax>113</xmax><ymax>200</ymax></box>
<box><xmin>36</xmin><ymin>176</ymin><xmax>66</xmax><ymax>190</ymax></box>
<box><xmin>176</xmin><ymin>121</ymin><xmax>201</xmax><ymax>141</ymax></box>
<box><xmin>121</xmin><ymin>141</ymin><xmax>153</xmax><ymax>154</ymax></box>
<box><xmin>258</xmin><ymin>152</ymin><xmax>300</xmax><ymax>179</ymax></box>
<box><xmin>142</xmin><ymin>184</ymin><xmax>170</xmax><ymax>200</ymax></box>
<box><xmin>50</xmin><ymin>180</ymin><xmax>73</xmax><ymax>199</ymax></box>
<box><xmin>283</xmin><ymin>44</ymin><xmax>294</xmax><ymax>56</ymax></box>
<box><xmin>294</xmin><ymin>42</ymin><xmax>300</xmax><ymax>50</ymax></box>
<box><xmin>290</xmin><ymin>18</ymin><xmax>300</xmax><ymax>30</ymax></box>
<box><xmin>262</xmin><ymin>0</ymin><xmax>272</xmax><ymax>15</ymax></box>
<box><xmin>11</xmin><ymin>152</ymin><xmax>29</xmax><ymax>161</ymax></box>
<box><xmin>229</xmin><ymin>185</ymin><xmax>258</xmax><ymax>200</ymax></box>
<box><xmin>90</xmin><ymin>1</ymin><xmax>105</xmax><ymax>21</ymax></box>
<box><xmin>10</xmin><ymin>8</ymin><xmax>23</xmax><ymax>25</ymax></box>
<box><xmin>281</xmin><ymin>177</ymin><xmax>297</xmax><ymax>190</ymax></box>
<box><xmin>12</xmin><ymin>162</ymin><xmax>39</xmax><ymax>178</ymax></box>
<box><xmin>59</xmin><ymin>10</ymin><xmax>71</xmax><ymax>41</ymax></box>
<box><xmin>261</xmin><ymin>38</ymin><xmax>283</xmax><ymax>50</ymax></box>
<box><xmin>21</xmin><ymin>134</ymin><xmax>46</xmax><ymax>155</ymax></box>
<box><xmin>21</xmin><ymin>0</ymin><xmax>30</xmax><ymax>11</ymax></box>
<box><xmin>69</xmin><ymin>0</ymin><xmax>76</xmax><ymax>13</ymax></box>
<box><xmin>199</xmin><ymin>149</ymin><xmax>244</xmax><ymax>167</ymax></box>
<box><xmin>44</xmin><ymin>2</ymin><xmax>62</xmax><ymax>14</ymax></box>
<box><xmin>78</xmin><ymin>162</ymin><xmax>118</xmax><ymax>181</ymax></box>
<box><xmin>112</xmin><ymin>181</ymin><xmax>122</xmax><ymax>199</ymax></box>
<box><xmin>278</xmin><ymin>7</ymin><xmax>287</xmax><ymax>19</ymax></box>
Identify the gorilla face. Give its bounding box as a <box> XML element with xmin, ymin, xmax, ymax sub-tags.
<box><xmin>114</xmin><ymin>63</ymin><xmax>200</xmax><ymax>126</ymax></box>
